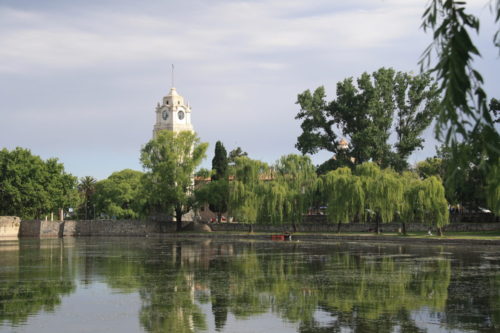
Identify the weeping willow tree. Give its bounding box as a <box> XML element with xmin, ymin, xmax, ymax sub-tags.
<box><xmin>228</xmin><ymin>157</ymin><xmax>269</xmax><ymax>232</ymax></box>
<box><xmin>400</xmin><ymin>171</ymin><xmax>422</xmax><ymax>235</ymax></box>
<box><xmin>401</xmin><ymin>173</ymin><xmax>449</xmax><ymax>236</ymax></box>
<box><xmin>486</xmin><ymin>162</ymin><xmax>500</xmax><ymax>215</ymax></box>
<box><xmin>270</xmin><ymin>154</ymin><xmax>317</xmax><ymax>232</ymax></box>
<box><xmin>259</xmin><ymin>181</ymin><xmax>288</xmax><ymax>226</ymax></box>
<box><xmin>321</xmin><ymin>167</ymin><xmax>364</xmax><ymax>233</ymax></box>
<box><xmin>420</xmin><ymin>176</ymin><xmax>449</xmax><ymax>236</ymax></box>
<box><xmin>355</xmin><ymin>163</ymin><xmax>403</xmax><ymax>234</ymax></box>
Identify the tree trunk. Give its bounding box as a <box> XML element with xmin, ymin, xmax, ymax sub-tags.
<box><xmin>337</xmin><ymin>221</ymin><xmax>342</xmax><ymax>233</ymax></box>
<box><xmin>401</xmin><ymin>222</ymin><xmax>407</xmax><ymax>235</ymax></box>
<box><xmin>437</xmin><ymin>227</ymin><xmax>443</xmax><ymax>236</ymax></box>
<box><xmin>292</xmin><ymin>223</ymin><xmax>297</xmax><ymax>233</ymax></box>
<box><xmin>375</xmin><ymin>214</ymin><xmax>380</xmax><ymax>234</ymax></box>
<box><xmin>248</xmin><ymin>224</ymin><xmax>254</xmax><ymax>233</ymax></box>
<box><xmin>176</xmin><ymin>208</ymin><xmax>183</xmax><ymax>232</ymax></box>
<box><xmin>217</xmin><ymin>212</ymin><xmax>222</xmax><ymax>223</ymax></box>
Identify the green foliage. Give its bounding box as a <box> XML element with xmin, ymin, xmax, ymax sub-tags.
<box><xmin>211</xmin><ymin>141</ymin><xmax>228</xmax><ymax>181</ymax></box>
<box><xmin>401</xmin><ymin>173</ymin><xmax>449</xmax><ymax>229</ymax></box>
<box><xmin>321</xmin><ymin>167</ymin><xmax>364</xmax><ymax>226</ymax></box>
<box><xmin>295</xmin><ymin>68</ymin><xmax>439</xmax><ymax>172</ymax></box>
<box><xmin>140</xmin><ymin>130</ymin><xmax>208</xmax><ymax>228</ymax></box>
<box><xmin>228</xmin><ymin>157</ymin><xmax>268</xmax><ymax>223</ymax></box>
<box><xmin>420</xmin><ymin>1</ymin><xmax>500</xmax><ymax>207</ymax></box>
<box><xmin>0</xmin><ymin>147</ymin><xmax>79</xmax><ymax>219</ymax></box>
<box><xmin>78</xmin><ymin>175</ymin><xmax>97</xmax><ymax>219</ymax></box>
<box><xmin>262</xmin><ymin>154</ymin><xmax>317</xmax><ymax>227</ymax></box>
<box><xmin>422</xmin><ymin>176</ymin><xmax>450</xmax><ymax>228</ymax></box>
<box><xmin>208</xmin><ymin>141</ymin><xmax>229</xmax><ymax>221</ymax></box>
<box><xmin>416</xmin><ymin>157</ymin><xmax>443</xmax><ymax>180</ymax></box>
<box><xmin>486</xmin><ymin>162</ymin><xmax>500</xmax><ymax>215</ymax></box>
<box><xmin>355</xmin><ymin>163</ymin><xmax>403</xmax><ymax>224</ymax></box>
<box><xmin>393</xmin><ymin>72</ymin><xmax>440</xmax><ymax>170</ymax></box>
<box><xmin>93</xmin><ymin>169</ymin><xmax>145</xmax><ymax>219</ymax></box>
<box><xmin>195</xmin><ymin>179</ymin><xmax>229</xmax><ymax>221</ymax></box>
<box><xmin>228</xmin><ymin>146</ymin><xmax>248</xmax><ymax>165</ymax></box>
<box><xmin>437</xmin><ymin>137</ymin><xmax>491</xmax><ymax>209</ymax></box>
<box><xmin>195</xmin><ymin>168</ymin><xmax>212</xmax><ymax>178</ymax></box>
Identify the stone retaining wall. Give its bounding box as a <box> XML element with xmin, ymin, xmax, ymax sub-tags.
<box><xmin>0</xmin><ymin>216</ymin><xmax>21</xmax><ymax>237</ymax></box>
<box><xmin>17</xmin><ymin>219</ymin><xmax>177</xmax><ymax>238</ymax></box>
<box><xmin>1</xmin><ymin>217</ymin><xmax>499</xmax><ymax>239</ymax></box>
<box><xmin>19</xmin><ymin>220</ymin><xmax>63</xmax><ymax>237</ymax></box>
<box><xmin>62</xmin><ymin>219</ymin><xmax>167</xmax><ymax>236</ymax></box>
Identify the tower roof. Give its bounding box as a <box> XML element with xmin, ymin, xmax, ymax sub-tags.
<box><xmin>168</xmin><ymin>87</ymin><xmax>179</xmax><ymax>96</ymax></box>
<box><xmin>339</xmin><ymin>138</ymin><xmax>349</xmax><ymax>145</ymax></box>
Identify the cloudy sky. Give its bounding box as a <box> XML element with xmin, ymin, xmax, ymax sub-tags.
<box><xmin>1</xmin><ymin>0</ymin><xmax>498</xmax><ymax>180</ymax></box>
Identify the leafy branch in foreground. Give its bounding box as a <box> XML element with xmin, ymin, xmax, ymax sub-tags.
<box><xmin>420</xmin><ymin>0</ymin><xmax>500</xmax><ymax>165</ymax></box>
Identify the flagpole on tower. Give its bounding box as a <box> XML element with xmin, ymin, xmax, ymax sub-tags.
<box><xmin>171</xmin><ymin>64</ymin><xmax>174</xmax><ymax>88</ymax></box>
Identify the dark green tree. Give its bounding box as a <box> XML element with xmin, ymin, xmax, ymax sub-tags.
<box><xmin>416</xmin><ymin>157</ymin><xmax>444</xmax><ymax>180</ymax></box>
<box><xmin>393</xmin><ymin>72</ymin><xmax>440</xmax><ymax>170</ymax></box>
<box><xmin>140</xmin><ymin>130</ymin><xmax>208</xmax><ymax>231</ymax></box>
<box><xmin>0</xmin><ymin>147</ymin><xmax>78</xmax><ymax>219</ymax></box>
<box><xmin>211</xmin><ymin>141</ymin><xmax>228</xmax><ymax>181</ymax></box>
<box><xmin>209</xmin><ymin>141</ymin><xmax>229</xmax><ymax>222</ymax></box>
<box><xmin>295</xmin><ymin>68</ymin><xmax>439</xmax><ymax>172</ymax></box>
<box><xmin>93</xmin><ymin>169</ymin><xmax>145</xmax><ymax>219</ymax></box>
<box><xmin>228</xmin><ymin>147</ymin><xmax>248</xmax><ymax>165</ymax></box>
<box><xmin>78</xmin><ymin>176</ymin><xmax>97</xmax><ymax>220</ymax></box>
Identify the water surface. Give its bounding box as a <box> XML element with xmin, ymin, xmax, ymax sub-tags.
<box><xmin>0</xmin><ymin>237</ymin><xmax>499</xmax><ymax>332</ymax></box>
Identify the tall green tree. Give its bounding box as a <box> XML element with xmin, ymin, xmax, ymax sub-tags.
<box><xmin>78</xmin><ymin>176</ymin><xmax>97</xmax><ymax>220</ymax></box>
<box><xmin>393</xmin><ymin>72</ymin><xmax>440</xmax><ymax>170</ymax></box>
<box><xmin>272</xmin><ymin>154</ymin><xmax>316</xmax><ymax>232</ymax></box>
<box><xmin>355</xmin><ymin>163</ymin><xmax>403</xmax><ymax>234</ymax></box>
<box><xmin>0</xmin><ymin>147</ymin><xmax>78</xmax><ymax>219</ymax></box>
<box><xmin>295</xmin><ymin>68</ymin><xmax>439</xmax><ymax>172</ymax></box>
<box><xmin>93</xmin><ymin>169</ymin><xmax>145</xmax><ymax>219</ymax></box>
<box><xmin>209</xmin><ymin>141</ymin><xmax>229</xmax><ymax>222</ymax></box>
<box><xmin>321</xmin><ymin>167</ymin><xmax>364</xmax><ymax>233</ymax></box>
<box><xmin>228</xmin><ymin>157</ymin><xmax>268</xmax><ymax>231</ymax></box>
<box><xmin>140</xmin><ymin>130</ymin><xmax>208</xmax><ymax>231</ymax></box>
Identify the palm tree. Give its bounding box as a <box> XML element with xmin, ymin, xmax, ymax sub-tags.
<box><xmin>78</xmin><ymin>176</ymin><xmax>97</xmax><ymax>220</ymax></box>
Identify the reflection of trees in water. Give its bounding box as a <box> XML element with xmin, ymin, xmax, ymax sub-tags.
<box><xmin>1</xmin><ymin>238</ymin><xmax>499</xmax><ymax>333</ymax></box>
<box><xmin>441</xmin><ymin>250</ymin><xmax>500</xmax><ymax>332</ymax></box>
<box><xmin>126</xmin><ymin>241</ymin><xmax>456</xmax><ymax>333</ymax></box>
<box><xmin>137</xmin><ymin>242</ymin><xmax>207</xmax><ymax>333</ymax></box>
<box><xmin>0</xmin><ymin>239</ymin><xmax>75</xmax><ymax>325</ymax></box>
<box><xmin>202</xmin><ymin>244</ymin><xmax>451</xmax><ymax>332</ymax></box>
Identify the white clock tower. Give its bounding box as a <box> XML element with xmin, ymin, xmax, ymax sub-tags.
<box><xmin>153</xmin><ymin>86</ymin><xmax>194</xmax><ymax>138</ymax></box>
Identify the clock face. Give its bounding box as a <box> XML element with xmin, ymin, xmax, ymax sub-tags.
<box><xmin>162</xmin><ymin>110</ymin><xmax>168</xmax><ymax>120</ymax></box>
<box><xmin>178</xmin><ymin>110</ymin><xmax>185</xmax><ymax>120</ymax></box>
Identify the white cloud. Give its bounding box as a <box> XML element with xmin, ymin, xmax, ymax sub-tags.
<box><xmin>0</xmin><ymin>1</ymin><xmax>424</xmax><ymax>73</ymax></box>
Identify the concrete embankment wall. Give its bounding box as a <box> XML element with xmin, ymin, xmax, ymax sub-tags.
<box><xmin>0</xmin><ymin>216</ymin><xmax>21</xmax><ymax>238</ymax></box>
<box><xmin>2</xmin><ymin>216</ymin><xmax>500</xmax><ymax>238</ymax></box>
<box><xmin>17</xmin><ymin>219</ymin><xmax>176</xmax><ymax>237</ymax></box>
<box><xmin>62</xmin><ymin>219</ymin><xmax>170</xmax><ymax>236</ymax></box>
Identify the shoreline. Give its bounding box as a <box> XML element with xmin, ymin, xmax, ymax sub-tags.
<box><xmin>144</xmin><ymin>232</ymin><xmax>500</xmax><ymax>246</ymax></box>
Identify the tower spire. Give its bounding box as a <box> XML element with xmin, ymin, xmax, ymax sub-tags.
<box><xmin>171</xmin><ymin>64</ymin><xmax>175</xmax><ymax>88</ymax></box>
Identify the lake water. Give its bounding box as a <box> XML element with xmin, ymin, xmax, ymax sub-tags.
<box><xmin>0</xmin><ymin>237</ymin><xmax>499</xmax><ymax>333</ymax></box>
